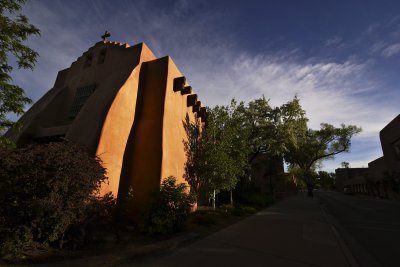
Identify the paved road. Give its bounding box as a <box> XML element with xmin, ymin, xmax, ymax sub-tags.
<box><xmin>117</xmin><ymin>194</ymin><xmax>350</xmax><ymax>267</ymax></box>
<box><xmin>317</xmin><ymin>191</ymin><xmax>400</xmax><ymax>267</ymax></box>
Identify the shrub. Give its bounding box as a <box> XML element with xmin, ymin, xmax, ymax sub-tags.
<box><xmin>145</xmin><ymin>176</ymin><xmax>196</xmax><ymax>235</ymax></box>
<box><xmin>232</xmin><ymin>206</ymin><xmax>258</xmax><ymax>217</ymax></box>
<box><xmin>231</xmin><ymin>206</ymin><xmax>246</xmax><ymax>217</ymax></box>
<box><xmin>190</xmin><ymin>211</ymin><xmax>217</xmax><ymax>226</ymax></box>
<box><xmin>218</xmin><ymin>204</ymin><xmax>234</xmax><ymax>212</ymax></box>
<box><xmin>0</xmin><ymin>142</ymin><xmax>114</xmax><ymax>259</ymax></box>
<box><xmin>242</xmin><ymin>206</ymin><xmax>257</xmax><ymax>214</ymax></box>
<box><xmin>240</xmin><ymin>192</ymin><xmax>274</xmax><ymax>208</ymax></box>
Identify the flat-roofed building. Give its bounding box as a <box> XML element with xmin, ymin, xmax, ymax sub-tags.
<box><xmin>335</xmin><ymin>114</ymin><xmax>400</xmax><ymax>199</ymax></box>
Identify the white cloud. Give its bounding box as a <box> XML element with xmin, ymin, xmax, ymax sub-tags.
<box><xmin>324</xmin><ymin>36</ymin><xmax>342</xmax><ymax>47</ymax></box>
<box><xmin>381</xmin><ymin>43</ymin><xmax>400</xmax><ymax>57</ymax></box>
<box><xmin>367</xmin><ymin>17</ymin><xmax>400</xmax><ymax>58</ymax></box>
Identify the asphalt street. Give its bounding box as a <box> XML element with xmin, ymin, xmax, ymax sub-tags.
<box><xmin>317</xmin><ymin>191</ymin><xmax>400</xmax><ymax>267</ymax></box>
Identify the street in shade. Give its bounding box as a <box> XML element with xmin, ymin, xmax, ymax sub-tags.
<box><xmin>318</xmin><ymin>191</ymin><xmax>400</xmax><ymax>267</ymax></box>
<box><xmin>111</xmin><ymin>192</ymin><xmax>399</xmax><ymax>267</ymax></box>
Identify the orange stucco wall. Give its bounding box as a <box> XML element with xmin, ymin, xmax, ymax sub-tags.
<box><xmin>161</xmin><ymin>57</ymin><xmax>198</xmax><ymax>186</ymax></box>
<box><xmin>96</xmin><ymin>44</ymin><xmax>156</xmax><ymax>197</ymax></box>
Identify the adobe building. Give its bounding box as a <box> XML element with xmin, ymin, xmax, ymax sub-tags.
<box><xmin>246</xmin><ymin>154</ymin><xmax>297</xmax><ymax>197</ymax></box>
<box><xmin>335</xmin><ymin>114</ymin><xmax>400</xmax><ymax>199</ymax></box>
<box><xmin>5</xmin><ymin>33</ymin><xmax>206</xmax><ymax>219</ymax></box>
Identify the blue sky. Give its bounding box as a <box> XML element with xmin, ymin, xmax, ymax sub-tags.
<box><xmin>10</xmin><ymin>0</ymin><xmax>400</xmax><ymax>172</ymax></box>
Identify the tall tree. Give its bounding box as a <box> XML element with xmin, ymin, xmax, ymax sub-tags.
<box><xmin>0</xmin><ymin>0</ymin><xmax>40</xmax><ymax>147</ymax></box>
<box><xmin>183</xmin><ymin>100</ymin><xmax>250</xmax><ymax>208</ymax></box>
<box><xmin>239</xmin><ymin>96</ymin><xmax>308</xmax><ymax>195</ymax></box>
<box><xmin>244</xmin><ymin>96</ymin><xmax>308</xmax><ymax>165</ymax></box>
<box><xmin>285</xmin><ymin>123</ymin><xmax>361</xmax><ymax>196</ymax></box>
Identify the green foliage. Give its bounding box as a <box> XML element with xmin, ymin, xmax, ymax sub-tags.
<box><xmin>315</xmin><ymin>171</ymin><xmax>335</xmax><ymax>190</ymax></box>
<box><xmin>0</xmin><ymin>0</ymin><xmax>40</xmax><ymax>147</ymax></box>
<box><xmin>341</xmin><ymin>161</ymin><xmax>350</xmax><ymax>168</ymax></box>
<box><xmin>184</xmin><ymin>96</ymin><xmax>312</xmax><ymax>203</ymax></box>
<box><xmin>285</xmin><ymin>123</ymin><xmax>361</xmax><ymax>171</ymax></box>
<box><xmin>231</xmin><ymin>206</ymin><xmax>258</xmax><ymax>217</ymax></box>
<box><xmin>190</xmin><ymin>210</ymin><xmax>218</xmax><ymax>226</ymax></box>
<box><xmin>244</xmin><ymin>96</ymin><xmax>308</xmax><ymax>162</ymax></box>
<box><xmin>218</xmin><ymin>204</ymin><xmax>234</xmax><ymax>212</ymax></box>
<box><xmin>0</xmin><ymin>142</ymin><xmax>114</xmax><ymax>259</ymax></box>
<box><xmin>184</xmin><ymin>100</ymin><xmax>250</xmax><ymax>204</ymax></box>
<box><xmin>239</xmin><ymin>192</ymin><xmax>274</xmax><ymax>208</ymax></box>
<box><xmin>202</xmin><ymin>101</ymin><xmax>251</xmax><ymax>193</ymax></box>
<box><xmin>285</xmin><ymin>123</ymin><xmax>361</xmax><ymax>195</ymax></box>
<box><xmin>184</xmin><ymin>94</ymin><xmax>359</xmax><ymax>200</ymax></box>
<box><xmin>145</xmin><ymin>176</ymin><xmax>196</xmax><ymax>235</ymax></box>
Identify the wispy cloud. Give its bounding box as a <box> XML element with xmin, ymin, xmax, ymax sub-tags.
<box><xmin>381</xmin><ymin>43</ymin><xmax>400</xmax><ymax>57</ymax></box>
<box><xmin>368</xmin><ymin>16</ymin><xmax>400</xmax><ymax>58</ymax></box>
<box><xmin>324</xmin><ymin>36</ymin><xmax>342</xmax><ymax>47</ymax></box>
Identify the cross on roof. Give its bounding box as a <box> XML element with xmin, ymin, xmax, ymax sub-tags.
<box><xmin>101</xmin><ymin>31</ymin><xmax>111</xmax><ymax>42</ymax></box>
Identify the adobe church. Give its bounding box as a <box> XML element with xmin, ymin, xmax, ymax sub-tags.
<box><xmin>5</xmin><ymin>33</ymin><xmax>206</xmax><ymax>218</ymax></box>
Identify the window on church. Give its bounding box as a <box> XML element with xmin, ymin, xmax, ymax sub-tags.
<box><xmin>84</xmin><ymin>53</ymin><xmax>93</xmax><ymax>68</ymax></box>
<box><xmin>68</xmin><ymin>85</ymin><xmax>96</xmax><ymax>119</ymax></box>
<box><xmin>98</xmin><ymin>48</ymin><xmax>107</xmax><ymax>64</ymax></box>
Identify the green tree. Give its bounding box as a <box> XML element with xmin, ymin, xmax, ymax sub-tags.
<box><xmin>202</xmin><ymin>103</ymin><xmax>250</xmax><ymax>208</ymax></box>
<box><xmin>341</xmin><ymin>161</ymin><xmax>350</xmax><ymax>168</ymax></box>
<box><xmin>314</xmin><ymin>171</ymin><xmax>335</xmax><ymax>190</ymax></box>
<box><xmin>237</xmin><ymin>96</ymin><xmax>307</xmax><ymax>196</ymax></box>
<box><xmin>244</xmin><ymin>96</ymin><xmax>308</xmax><ymax>165</ymax></box>
<box><xmin>184</xmin><ymin>100</ymin><xmax>250</xmax><ymax>208</ymax></box>
<box><xmin>0</xmin><ymin>0</ymin><xmax>40</xmax><ymax>147</ymax></box>
<box><xmin>285</xmin><ymin>123</ymin><xmax>361</xmax><ymax>196</ymax></box>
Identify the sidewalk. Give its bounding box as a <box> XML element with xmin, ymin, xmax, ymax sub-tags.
<box><xmin>126</xmin><ymin>193</ymin><xmax>354</xmax><ymax>267</ymax></box>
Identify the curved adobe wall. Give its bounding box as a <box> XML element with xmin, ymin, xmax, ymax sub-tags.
<box><xmin>118</xmin><ymin>57</ymin><xmax>169</xmax><ymax>220</ymax></box>
<box><xmin>96</xmin><ymin>44</ymin><xmax>156</xmax><ymax>197</ymax></box>
<box><xmin>118</xmin><ymin>56</ymin><xmax>204</xmax><ymax>221</ymax></box>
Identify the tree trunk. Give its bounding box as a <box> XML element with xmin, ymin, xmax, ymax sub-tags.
<box><xmin>230</xmin><ymin>189</ymin><xmax>233</xmax><ymax>206</ymax></box>
<box><xmin>306</xmin><ymin>181</ymin><xmax>313</xmax><ymax>198</ymax></box>
<box><xmin>269</xmin><ymin>174</ymin><xmax>274</xmax><ymax>199</ymax></box>
<box><xmin>212</xmin><ymin>189</ymin><xmax>216</xmax><ymax>210</ymax></box>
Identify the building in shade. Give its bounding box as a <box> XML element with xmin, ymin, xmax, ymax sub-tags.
<box><xmin>5</xmin><ymin>36</ymin><xmax>206</xmax><ymax>219</ymax></box>
<box><xmin>335</xmin><ymin>115</ymin><xmax>400</xmax><ymax>199</ymax></box>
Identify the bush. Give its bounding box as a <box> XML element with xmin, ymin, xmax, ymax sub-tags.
<box><xmin>240</xmin><ymin>192</ymin><xmax>274</xmax><ymax>208</ymax></box>
<box><xmin>0</xmin><ymin>142</ymin><xmax>114</xmax><ymax>259</ymax></box>
<box><xmin>145</xmin><ymin>176</ymin><xmax>196</xmax><ymax>235</ymax></box>
<box><xmin>218</xmin><ymin>204</ymin><xmax>234</xmax><ymax>212</ymax></box>
<box><xmin>190</xmin><ymin>211</ymin><xmax>217</xmax><ymax>226</ymax></box>
<box><xmin>232</xmin><ymin>206</ymin><xmax>258</xmax><ymax>217</ymax></box>
<box><xmin>242</xmin><ymin>206</ymin><xmax>258</xmax><ymax>214</ymax></box>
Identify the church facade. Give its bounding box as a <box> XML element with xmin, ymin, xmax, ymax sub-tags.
<box><xmin>6</xmin><ymin>37</ymin><xmax>205</xmax><ymax>218</ymax></box>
